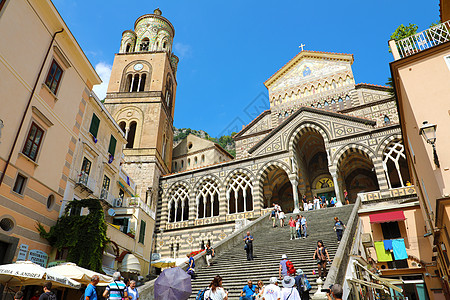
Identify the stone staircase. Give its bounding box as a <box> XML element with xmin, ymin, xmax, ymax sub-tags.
<box><xmin>189</xmin><ymin>205</ymin><xmax>354</xmax><ymax>299</ymax></box>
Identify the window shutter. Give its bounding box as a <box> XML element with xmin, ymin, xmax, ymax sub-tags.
<box><xmin>108</xmin><ymin>135</ymin><xmax>117</xmax><ymax>156</ymax></box>
<box><xmin>89</xmin><ymin>114</ymin><xmax>100</xmax><ymax>138</ymax></box>
<box><xmin>139</xmin><ymin>220</ymin><xmax>146</xmax><ymax>244</ymax></box>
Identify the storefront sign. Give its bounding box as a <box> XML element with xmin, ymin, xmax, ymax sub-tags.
<box><xmin>16</xmin><ymin>244</ymin><xmax>29</xmax><ymax>261</ymax></box>
<box><xmin>28</xmin><ymin>250</ymin><xmax>48</xmax><ymax>267</ymax></box>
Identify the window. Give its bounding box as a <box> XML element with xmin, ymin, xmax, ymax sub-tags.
<box><xmin>381</xmin><ymin>222</ymin><xmax>402</xmax><ymax>239</ymax></box>
<box><xmin>81</xmin><ymin>157</ymin><xmax>91</xmax><ymax>175</ymax></box>
<box><xmin>70</xmin><ymin>199</ymin><xmax>82</xmax><ymax>216</ymax></box>
<box><xmin>102</xmin><ymin>175</ymin><xmax>111</xmax><ymax>191</ymax></box>
<box><xmin>46</xmin><ymin>195</ymin><xmax>55</xmax><ymax>210</ymax></box>
<box><xmin>108</xmin><ymin>135</ymin><xmax>117</xmax><ymax>156</ymax></box>
<box><xmin>119</xmin><ymin>189</ymin><xmax>124</xmax><ymax>200</ymax></box>
<box><xmin>126</xmin><ymin>121</ymin><xmax>137</xmax><ymax>148</ymax></box>
<box><xmin>44</xmin><ymin>60</ymin><xmax>63</xmax><ymax>94</ymax></box>
<box><xmin>22</xmin><ymin>122</ymin><xmax>44</xmax><ymax>161</ymax></box>
<box><xmin>112</xmin><ymin>217</ymin><xmax>129</xmax><ymax>234</ymax></box>
<box><xmin>89</xmin><ymin>113</ymin><xmax>100</xmax><ymax>138</ymax></box>
<box><xmin>125</xmin><ymin>44</ymin><xmax>131</xmax><ymax>53</ymax></box>
<box><xmin>140</xmin><ymin>38</ymin><xmax>149</xmax><ymax>51</ymax></box>
<box><xmin>138</xmin><ymin>220</ymin><xmax>146</xmax><ymax>244</ymax></box>
<box><xmin>13</xmin><ymin>174</ymin><xmax>27</xmax><ymax>195</ymax></box>
<box><xmin>55</xmin><ymin>248</ymin><xmax>69</xmax><ymax>260</ymax></box>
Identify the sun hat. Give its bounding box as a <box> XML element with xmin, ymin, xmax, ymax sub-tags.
<box><xmin>269</xmin><ymin>277</ymin><xmax>278</xmax><ymax>284</ymax></box>
<box><xmin>296</xmin><ymin>269</ymin><xmax>304</xmax><ymax>275</ymax></box>
<box><xmin>281</xmin><ymin>254</ymin><xmax>287</xmax><ymax>259</ymax></box>
<box><xmin>282</xmin><ymin>276</ymin><xmax>295</xmax><ymax>288</ymax></box>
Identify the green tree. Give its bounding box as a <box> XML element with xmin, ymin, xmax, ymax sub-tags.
<box><xmin>390</xmin><ymin>23</ymin><xmax>418</xmax><ymax>43</ymax></box>
<box><xmin>37</xmin><ymin>199</ymin><xmax>109</xmax><ymax>272</ymax></box>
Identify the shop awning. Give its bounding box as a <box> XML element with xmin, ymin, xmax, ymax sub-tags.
<box><xmin>370</xmin><ymin>211</ymin><xmax>405</xmax><ymax>223</ymax></box>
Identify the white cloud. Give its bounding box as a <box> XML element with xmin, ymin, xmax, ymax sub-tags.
<box><xmin>174</xmin><ymin>42</ymin><xmax>192</xmax><ymax>58</ymax></box>
<box><xmin>92</xmin><ymin>62</ymin><xmax>112</xmax><ymax>100</ymax></box>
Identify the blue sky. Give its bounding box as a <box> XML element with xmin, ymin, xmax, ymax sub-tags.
<box><xmin>53</xmin><ymin>0</ymin><xmax>439</xmax><ymax>137</ymax></box>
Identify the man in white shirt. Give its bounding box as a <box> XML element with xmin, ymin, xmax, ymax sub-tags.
<box><xmin>280</xmin><ymin>276</ymin><xmax>301</xmax><ymax>300</ymax></box>
<box><xmin>262</xmin><ymin>277</ymin><xmax>281</xmax><ymax>300</ymax></box>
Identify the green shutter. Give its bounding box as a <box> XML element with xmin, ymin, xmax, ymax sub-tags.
<box><xmin>139</xmin><ymin>220</ymin><xmax>146</xmax><ymax>244</ymax></box>
<box><xmin>89</xmin><ymin>114</ymin><xmax>100</xmax><ymax>138</ymax></box>
<box><xmin>108</xmin><ymin>135</ymin><xmax>117</xmax><ymax>156</ymax></box>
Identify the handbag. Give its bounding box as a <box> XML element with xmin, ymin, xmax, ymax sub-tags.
<box><xmin>244</xmin><ymin>244</ymin><xmax>248</xmax><ymax>250</ymax></box>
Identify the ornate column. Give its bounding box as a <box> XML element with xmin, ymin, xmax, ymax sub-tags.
<box><xmin>289</xmin><ymin>174</ymin><xmax>300</xmax><ymax>213</ymax></box>
<box><xmin>330</xmin><ymin>169</ymin><xmax>343</xmax><ymax>204</ymax></box>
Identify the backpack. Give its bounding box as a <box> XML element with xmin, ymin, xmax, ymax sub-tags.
<box><xmin>286</xmin><ymin>260</ymin><xmax>296</xmax><ymax>275</ymax></box>
<box><xmin>196</xmin><ymin>288</ymin><xmax>209</xmax><ymax>300</ymax></box>
<box><xmin>271</xmin><ymin>210</ymin><xmax>276</xmax><ymax>217</ymax></box>
<box><xmin>302</xmin><ymin>276</ymin><xmax>312</xmax><ymax>291</ymax></box>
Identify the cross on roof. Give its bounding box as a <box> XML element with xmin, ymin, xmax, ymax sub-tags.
<box><xmin>299</xmin><ymin>43</ymin><xmax>306</xmax><ymax>51</ymax></box>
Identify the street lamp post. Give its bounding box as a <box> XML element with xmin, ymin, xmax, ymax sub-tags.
<box><xmin>419</xmin><ymin>121</ymin><xmax>440</xmax><ymax>168</ymax></box>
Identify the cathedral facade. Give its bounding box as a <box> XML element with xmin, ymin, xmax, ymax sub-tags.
<box><xmin>103</xmin><ymin>10</ymin><xmax>412</xmax><ymax>259</ymax></box>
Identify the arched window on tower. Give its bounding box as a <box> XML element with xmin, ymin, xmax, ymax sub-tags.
<box><xmin>119</xmin><ymin>121</ymin><xmax>126</xmax><ymax>134</ymax></box>
<box><xmin>125</xmin><ymin>44</ymin><xmax>132</xmax><ymax>53</ymax></box>
<box><xmin>139</xmin><ymin>74</ymin><xmax>146</xmax><ymax>92</ymax></box>
<box><xmin>140</xmin><ymin>38</ymin><xmax>150</xmax><ymax>51</ymax></box>
<box><xmin>163</xmin><ymin>41</ymin><xmax>167</xmax><ymax>49</ymax></box>
<box><xmin>126</xmin><ymin>121</ymin><xmax>137</xmax><ymax>148</ymax></box>
<box><xmin>131</xmin><ymin>74</ymin><xmax>140</xmax><ymax>92</ymax></box>
<box><xmin>197</xmin><ymin>178</ymin><xmax>220</xmax><ymax>219</ymax></box>
<box><xmin>165</xmin><ymin>75</ymin><xmax>173</xmax><ymax>110</ymax></box>
<box><xmin>168</xmin><ymin>185</ymin><xmax>189</xmax><ymax>223</ymax></box>
<box><xmin>125</xmin><ymin>74</ymin><xmax>132</xmax><ymax>92</ymax></box>
<box><xmin>162</xmin><ymin>135</ymin><xmax>167</xmax><ymax>162</ymax></box>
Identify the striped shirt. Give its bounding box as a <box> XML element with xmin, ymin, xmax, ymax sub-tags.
<box><xmin>106</xmin><ymin>281</ymin><xmax>126</xmax><ymax>300</ymax></box>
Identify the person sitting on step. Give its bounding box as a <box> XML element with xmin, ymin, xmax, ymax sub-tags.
<box><xmin>239</xmin><ymin>280</ymin><xmax>256</xmax><ymax>300</ymax></box>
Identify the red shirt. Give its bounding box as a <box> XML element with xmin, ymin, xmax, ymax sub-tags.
<box><xmin>289</xmin><ymin>219</ymin><xmax>296</xmax><ymax>227</ymax></box>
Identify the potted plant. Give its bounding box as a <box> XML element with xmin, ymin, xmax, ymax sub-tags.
<box><xmin>127</xmin><ymin>228</ymin><xmax>135</xmax><ymax>238</ymax></box>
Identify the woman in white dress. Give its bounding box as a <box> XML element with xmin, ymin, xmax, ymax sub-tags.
<box><xmin>255</xmin><ymin>280</ymin><xmax>265</xmax><ymax>300</ymax></box>
<box><xmin>204</xmin><ymin>275</ymin><xmax>228</xmax><ymax>300</ymax></box>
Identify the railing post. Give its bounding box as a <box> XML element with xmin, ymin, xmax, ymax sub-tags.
<box><xmin>389</xmin><ymin>39</ymin><xmax>401</xmax><ymax>60</ymax></box>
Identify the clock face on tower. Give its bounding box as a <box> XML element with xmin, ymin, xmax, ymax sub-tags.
<box><xmin>134</xmin><ymin>63</ymin><xmax>144</xmax><ymax>71</ymax></box>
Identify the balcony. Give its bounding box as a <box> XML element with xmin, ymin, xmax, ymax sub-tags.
<box><xmin>390</xmin><ymin>20</ymin><xmax>450</xmax><ymax>59</ymax></box>
<box><xmin>75</xmin><ymin>171</ymin><xmax>94</xmax><ymax>194</ymax></box>
<box><xmin>112</xmin><ymin>197</ymin><xmax>156</xmax><ymax>219</ymax></box>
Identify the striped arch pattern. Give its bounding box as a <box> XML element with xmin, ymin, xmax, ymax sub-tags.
<box><xmin>255</xmin><ymin>160</ymin><xmax>293</xmax><ymax>197</ymax></box>
<box><xmin>195</xmin><ymin>176</ymin><xmax>220</xmax><ymax>219</ymax></box>
<box><xmin>226</xmin><ymin>169</ymin><xmax>254</xmax><ymax>214</ymax></box>
<box><xmin>288</xmin><ymin>123</ymin><xmax>331</xmax><ymax>174</ymax></box>
<box><xmin>332</xmin><ymin>143</ymin><xmax>388</xmax><ymax>192</ymax></box>
<box><xmin>167</xmin><ymin>182</ymin><xmax>190</xmax><ymax>223</ymax></box>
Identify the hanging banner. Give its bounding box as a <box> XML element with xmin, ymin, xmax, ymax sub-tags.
<box><xmin>16</xmin><ymin>244</ymin><xmax>29</xmax><ymax>261</ymax></box>
<box><xmin>28</xmin><ymin>250</ymin><xmax>48</xmax><ymax>267</ymax></box>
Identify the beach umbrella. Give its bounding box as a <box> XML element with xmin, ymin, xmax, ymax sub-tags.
<box><xmin>0</xmin><ymin>261</ymin><xmax>80</xmax><ymax>300</ymax></box>
<box><xmin>47</xmin><ymin>263</ymin><xmax>112</xmax><ymax>286</ymax></box>
<box><xmin>0</xmin><ymin>261</ymin><xmax>80</xmax><ymax>288</ymax></box>
<box><xmin>154</xmin><ymin>267</ymin><xmax>191</xmax><ymax>300</ymax></box>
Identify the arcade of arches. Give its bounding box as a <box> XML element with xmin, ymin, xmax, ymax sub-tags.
<box><xmin>165</xmin><ymin>136</ymin><xmax>412</xmax><ymax>225</ymax></box>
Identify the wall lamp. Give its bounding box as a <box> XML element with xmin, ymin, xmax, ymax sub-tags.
<box><xmin>419</xmin><ymin>121</ymin><xmax>440</xmax><ymax>168</ymax></box>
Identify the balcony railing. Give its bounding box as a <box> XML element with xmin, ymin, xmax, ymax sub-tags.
<box><xmin>119</xmin><ymin>197</ymin><xmax>156</xmax><ymax>219</ymax></box>
<box><xmin>392</xmin><ymin>20</ymin><xmax>450</xmax><ymax>59</ymax></box>
<box><xmin>77</xmin><ymin>171</ymin><xmax>89</xmax><ymax>187</ymax></box>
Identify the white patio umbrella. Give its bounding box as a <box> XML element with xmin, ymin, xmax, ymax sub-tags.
<box><xmin>0</xmin><ymin>261</ymin><xmax>80</xmax><ymax>299</ymax></box>
<box><xmin>47</xmin><ymin>263</ymin><xmax>112</xmax><ymax>286</ymax></box>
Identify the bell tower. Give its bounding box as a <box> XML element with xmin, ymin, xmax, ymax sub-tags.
<box><xmin>104</xmin><ymin>8</ymin><xmax>178</xmax><ymax>209</ymax></box>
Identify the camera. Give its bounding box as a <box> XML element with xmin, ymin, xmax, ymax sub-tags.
<box><xmin>322</xmin><ymin>284</ymin><xmax>334</xmax><ymax>294</ymax></box>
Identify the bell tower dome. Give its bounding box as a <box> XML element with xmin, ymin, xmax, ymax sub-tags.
<box><xmin>104</xmin><ymin>9</ymin><xmax>179</xmax><ymax>211</ymax></box>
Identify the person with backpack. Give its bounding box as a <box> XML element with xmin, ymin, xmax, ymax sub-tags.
<box><xmin>333</xmin><ymin>217</ymin><xmax>346</xmax><ymax>243</ymax></box>
<box><xmin>203</xmin><ymin>275</ymin><xmax>228</xmax><ymax>300</ymax></box>
<box><xmin>279</xmin><ymin>254</ymin><xmax>296</xmax><ymax>279</ymax></box>
<box><xmin>313</xmin><ymin>240</ymin><xmax>331</xmax><ymax>281</ymax></box>
<box><xmin>39</xmin><ymin>282</ymin><xmax>56</xmax><ymax>300</ymax></box>
<box><xmin>186</xmin><ymin>253</ymin><xmax>196</xmax><ymax>278</ymax></box>
<box><xmin>280</xmin><ymin>276</ymin><xmax>301</xmax><ymax>300</ymax></box>
<box><xmin>294</xmin><ymin>269</ymin><xmax>311</xmax><ymax>300</ymax></box>
<box><xmin>270</xmin><ymin>209</ymin><xmax>277</xmax><ymax>228</ymax></box>
<box><xmin>85</xmin><ymin>275</ymin><xmax>100</xmax><ymax>300</ymax></box>
<box><xmin>103</xmin><ymin>272</ymin><xmax>128</xmax><ymax>300</ymax></box>
<box><xmin>205</xmin><ymin>243</ymin><xmax>215</xmax><ymax>267</ymax></box>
